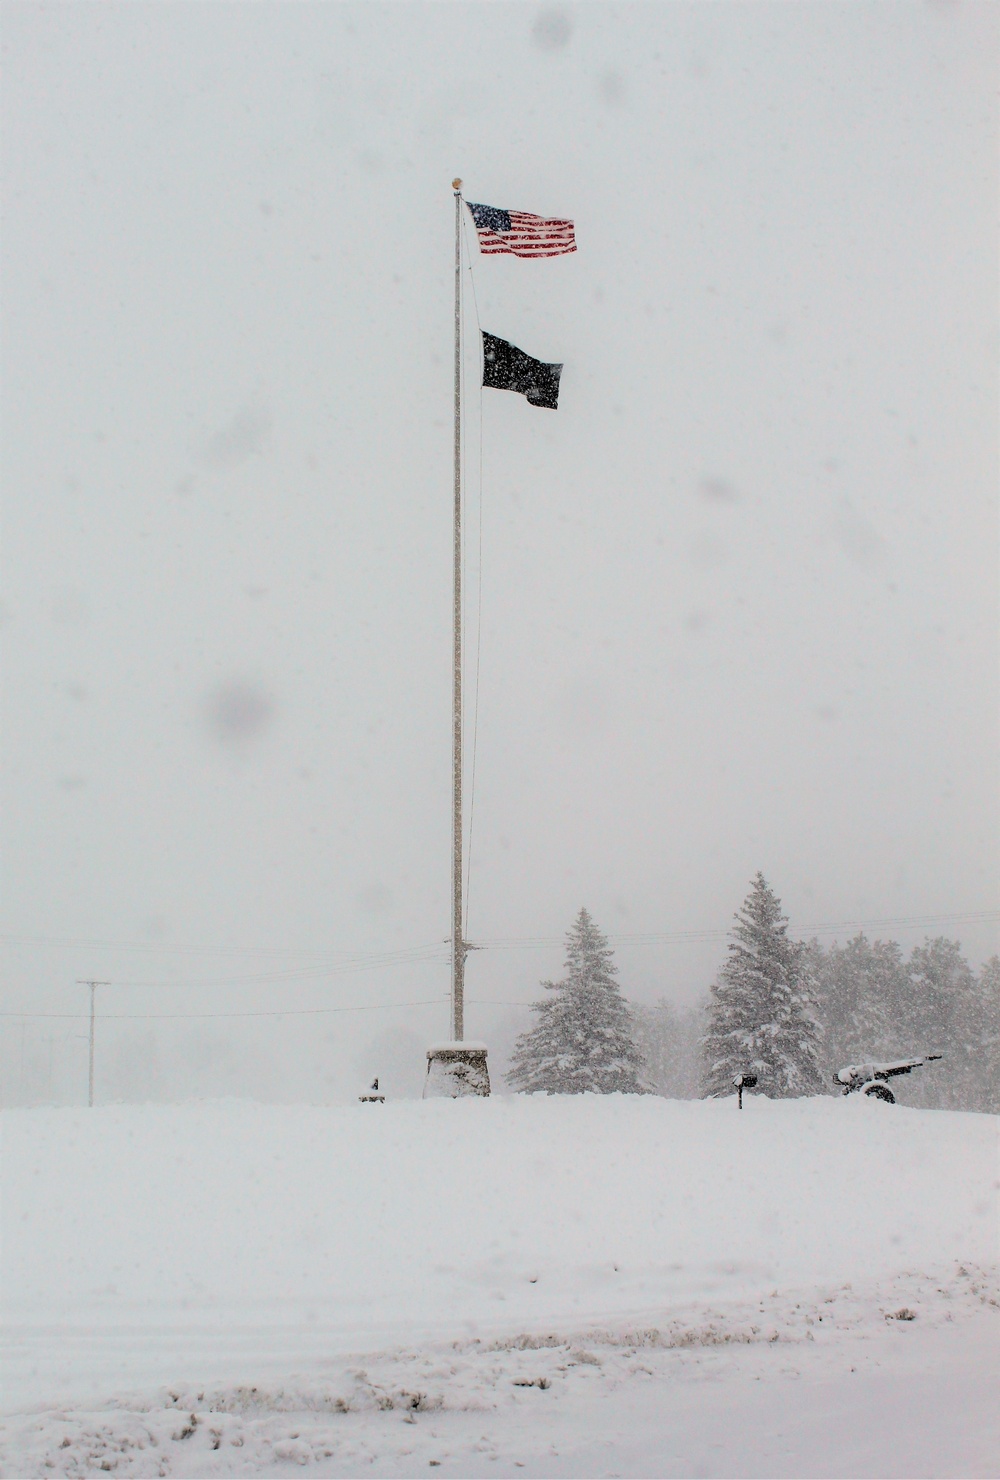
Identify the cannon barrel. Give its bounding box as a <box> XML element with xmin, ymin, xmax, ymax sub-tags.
<box><xmin>835</xmin><ymin>1054</ymin><xmax>942</xmax><ymax>1092</ymax></box>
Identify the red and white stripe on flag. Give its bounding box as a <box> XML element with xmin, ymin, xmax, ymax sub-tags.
<box><xmin>475</xmin><ymin>210</ymin><xmax>576</xmax><ymax>259</ymax></box>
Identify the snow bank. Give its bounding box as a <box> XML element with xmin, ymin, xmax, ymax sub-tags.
<box><xmin>2</xmin><ymin>1094</ymin><xmax>996</xmax><ymax>1413</ymax></box>
<box><xmin>4</xmin><ymin>1278</ymin><xmax>999</xmax><ymax>1479</ymax></box>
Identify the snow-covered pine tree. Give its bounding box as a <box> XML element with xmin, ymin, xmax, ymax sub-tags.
<box><xmin>506</xmin><ymin>908</ymin><xmax>647</xmax><ymax>1094</ymax></box>
<box><xmin>815</xmin><ymin>934</ymin><xmax>906</xmax><ymax>1071</ymax></box>
<box><xmin>896</xmin><ymin>937</ymin><xmax>975</xmax><ymax>1110</ymax></box>
<box><xmin>702</xmin><ymin>873</ymin><xmax>824</xmax><ymax>1098</ymax></box>
<box><xmin>973</xmin><ymin>956</ymin><xmax>1000</xmax><ymax>1114</ymax></box>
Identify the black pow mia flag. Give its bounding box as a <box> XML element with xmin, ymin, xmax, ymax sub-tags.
<box><xmin>481</xmin><ymin>332</ymin><xmax>562</xmax><ymax>410</ymax></box>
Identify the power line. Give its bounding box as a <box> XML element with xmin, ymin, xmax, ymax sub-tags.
<box><xmin>0</xmin><ymin>938</ymin><xmax>449</xmax><ymax>993</ymax></box>
<box><xmin>3</xmin><ymin>910</ymin><xmax>993</xmax><ymax>967</ymax></box>
<box><xmin>0</xmin><ymin>998</ymin><xmax>446</xmax><ymax>1022</ymax></box>
<box><xmin>474</xmin><ymin>910</ymin><xmax>1000</xmax><ymax>951</ymax></box>
<box><xmin>0</xmin><ymin>933</ymin><xmax>349</xmax><ymax>957</ymax></box>
<box><xmin>0</xmin><ymin>935</ymin><xmax>451</xmax><ymax>966</ymax></box>
<box><xmin>1</xmin><ymin>911</ymin><xmax>993</xmax><ymax>1005</ymax></box>
<box><xmin>109</xmin><ymin>946</ymin><xmax>449</xmax><ymax>989</ymax></box>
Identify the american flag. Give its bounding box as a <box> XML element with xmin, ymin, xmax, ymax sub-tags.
<box><xmin>466</xmin><ymin>201</ymin><xmax>576</xmax><ymax>259</ymax></box>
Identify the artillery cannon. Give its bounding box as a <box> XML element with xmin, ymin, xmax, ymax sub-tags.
<box><xmin>834</xmin><ymin>1054</ymin><xmax>942</xmax><ymax>1103</ymax></box>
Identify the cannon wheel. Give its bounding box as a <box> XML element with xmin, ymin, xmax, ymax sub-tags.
<box><xmin>863</xmin><ymin>1081</ymin><xmax>895</xmax><ymax>1103</ymax></box>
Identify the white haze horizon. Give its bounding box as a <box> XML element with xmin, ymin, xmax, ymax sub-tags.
<box><xmin>2</xmin><ymin>1</ymin><xmax>997</xmax><ymax>1106</ymax></box>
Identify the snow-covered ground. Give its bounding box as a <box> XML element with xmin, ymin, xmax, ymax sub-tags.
<box><xmin>2</xmin><ymin>1094</ymin><xmax>997</xmax><ymax>1477</ymax></box>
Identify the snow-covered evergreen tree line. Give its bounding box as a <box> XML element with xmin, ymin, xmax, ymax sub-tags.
<box><xmin>814</xmin><ymin>933</ymin><xmax>998</xmax><ymax>1112</ymax></box>
<box><xmin>698</xmin><ymin>874</ymin><xmax>997</xmax><ymax>1110</ymax></box>
<box><xmin>506</xmin><ymin>884</ymin><xmax>997</xmax><ymax>1112</ymax></box>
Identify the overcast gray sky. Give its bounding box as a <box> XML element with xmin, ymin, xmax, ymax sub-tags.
<box><xmin>3</xmin><ymin>1</ymin><xmax>997</xmax><ymax>1104</ymax></box>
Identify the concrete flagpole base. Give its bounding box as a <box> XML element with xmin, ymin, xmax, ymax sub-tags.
<box><xmin>423</xmin><ymin>1042</ymin><xmax>490</xmax><ymax>1098</ymax></box>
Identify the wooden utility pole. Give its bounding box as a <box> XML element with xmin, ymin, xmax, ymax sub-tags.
<box><xmin>78</xmin><ymin>981</ymin><xmax>109</xmax><ymax>1107</ymax></box>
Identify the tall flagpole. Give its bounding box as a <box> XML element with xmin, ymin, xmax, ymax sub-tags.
<box><xmin>451</xmin><ymin>178</ymin><xmax>465</xmax><ymax>1042</ymax></box>
<box><xmin>421</xmin><ymin>184</ymin><xmax>489</xmax><ymax>1097</ymax></box>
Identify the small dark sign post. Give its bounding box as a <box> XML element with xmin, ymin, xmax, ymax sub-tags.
<box><xmin>733</xmin><ymin>1071</ymin><xmax>757</xmax><ymax>1110</ymax></box>
<box><xmin>359</xmin><ymin>1076</ymin><xmax>385</xmax><ymax>1104</ymax></box>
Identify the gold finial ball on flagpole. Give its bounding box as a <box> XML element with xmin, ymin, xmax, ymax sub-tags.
<box><xmin>452</xmin><ymin>178</ymin><xmax>462</xmax><ymax>191</ymax></box>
